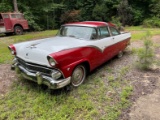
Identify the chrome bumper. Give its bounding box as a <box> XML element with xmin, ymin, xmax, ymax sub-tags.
<box><xmin>14</xmin><ymin>64</ymin><xmax>71</xmax><ymax>89</ymax></box>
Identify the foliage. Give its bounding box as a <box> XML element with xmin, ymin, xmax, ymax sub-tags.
<box><xmin>143</xmin><ymin>17</ymin><xmax>160</xmax><ymax>28</ymax></box>
<box><xmin>1</xmin><ymin>0</ymin><xmax>160</xmax><ymax>30</ymax></box>
<box><xmin>111</xmin><ymin>17</ymin><xmax>122</xmax><ymax>30</ymax></box>
<box><xmin>136</xmin><ymin>31</ymin><xmax>155</xmax><ymax>70</ymax></box>
<box><xmin>117</xmin><ymin>0</ymin><xmax>132</xmax><ymax>26</ymax></box>
<box><xmin>0</xmin><ymin>2</ymin><xmax>12</xmax><ymax>12</ymax></box>
<box><xmin>150</xmin><ymin>0</ymin><xmax>160</xmax><ymax>18</ymax></box>
<box><xmin>60</xmin><ymin>10</ymin><xmax>80</xmax><ymax>23</ymax></box>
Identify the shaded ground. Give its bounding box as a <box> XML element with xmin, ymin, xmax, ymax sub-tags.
<box><xmin>0</xmin><ymin>35</ymin><xmax>160</xmax><ymax>119</ymax></box>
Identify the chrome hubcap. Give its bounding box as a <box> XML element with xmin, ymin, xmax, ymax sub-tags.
<box><xmin>72</xmin><ymin>66</ymin><xmax>85</xmax><ymax>86</ymax></box>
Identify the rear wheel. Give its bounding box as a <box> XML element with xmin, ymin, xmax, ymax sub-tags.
<box><xmin>117</xmin><ymin>51</ymin><xmax>123</xmax><ymax>58</ymax></box>
<box><xmin>14</xmin><ymin>26</ymin><xmax>23</xmax><ymax>35</ymax></box>
<box><xmin>71</xmin><ymin>65</ymin><xmax>86</xmax><ymax>87</ymax></box>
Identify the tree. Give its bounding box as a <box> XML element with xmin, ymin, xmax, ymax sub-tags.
<box><xmin>13</xmin><ymin>0</ymin><xmax>19</xmax><ymax>12</ymax></box>
<box><xmin>1</xmin><ymin>0</ymin><xmax>160</xmax><ymax>30</ymax></box>
<box><xmin>117</xmin><ymin>0</ymin><xmax>132</xmax><ymax>26</ymax></box>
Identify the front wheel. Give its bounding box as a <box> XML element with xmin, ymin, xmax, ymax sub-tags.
<box><xmin>14</xmin><ymin>26</ymin><xmax>23</xmax><ymax>35</ymax></box>
<box><xmin>71</xmin><ymin>65</ymin><xmax>86</xmax><ymax>87</ymax></box>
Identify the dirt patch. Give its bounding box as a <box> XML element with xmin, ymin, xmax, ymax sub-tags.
<box><xmin>0</xmin><ymin>64</ymin><xmax>16</xmax><ymax>96</ymax></box>
<box><xmin>120</xmin><ymin>35</ymin><xmax>160</xmax><ymax>120</ymax></box>
<box><xmin>129</xmin><ymin>77</ymin><xmax>160</xmax><ymax>120</ymax></box>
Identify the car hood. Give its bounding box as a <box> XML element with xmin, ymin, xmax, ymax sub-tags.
<box><xmin>14</xmin><ymin>36</ymin><xmax>90</xmax><ymax>66</ymax></box>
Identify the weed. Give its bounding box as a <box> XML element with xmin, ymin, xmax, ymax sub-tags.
<box><xmin>106</xmin><ymin>67</ymin><xmax>113</xmax><ymax>73</ymax></box>
<box><xmin>136</xmin><ymin>31</ymin><xmax>155</xmax><ymax>70</ymax></box>
<box><xmin>108</xmin><ymin>75</ymin><xmax>115</xmax><ymax>82</ymax></box>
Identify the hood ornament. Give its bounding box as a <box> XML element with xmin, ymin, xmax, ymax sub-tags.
<box><xmin>27</xmin><ymin>43</ymin><xmax>40</xmax><ymax>49</ymax></box>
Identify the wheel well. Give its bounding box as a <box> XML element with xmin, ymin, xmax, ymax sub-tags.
<box><xmin>81</xmin><ymin>61</ymin><xmax>90</xmax><ymax>75</ymax></box>
<box><xmin>14</xmin><ymin>24</ymin><xmax>23</xmax><ymax>29</ymax></box>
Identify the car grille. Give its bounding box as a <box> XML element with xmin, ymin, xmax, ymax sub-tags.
<box><xmin>17</xmin><ymin>57</ymin><xmax>53</xmax><ymax>76</ymax></box>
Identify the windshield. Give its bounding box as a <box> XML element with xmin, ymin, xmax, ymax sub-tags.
<box><xmin>58</xmin><ymin>26</ymin><xmax>97</xmax><ymax>40</ymax></box>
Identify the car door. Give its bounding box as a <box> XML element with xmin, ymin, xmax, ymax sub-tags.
<box><xmin>109</xmin><ymin>27</ymin><xmax>126</xmax><ymax>54</ymax></box>
<box><xmin>2</xmin><ymin>14</ymin><xmax>12</xmax><ymax>31</ymax></box>
<box><xmin>91</xmin><ymin>26</ymin><xmax>115</xmax><ymax>64</ymax></box>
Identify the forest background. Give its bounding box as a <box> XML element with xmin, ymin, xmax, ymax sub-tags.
<box><xmin>0</xmin><ymin>0</ymin><xmax>160</xmax><ymax>30</ymax></box>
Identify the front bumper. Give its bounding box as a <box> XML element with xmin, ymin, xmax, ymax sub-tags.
<box><xmin>14</xmin><ymin>63</ymin><xmax>71</xmax><ymax>89</ymax></box>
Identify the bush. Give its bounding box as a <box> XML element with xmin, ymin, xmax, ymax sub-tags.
<box><xmin>111</xmin><ymin>17</ymin><xmax>124</xmax><ymax>31</ymax></box>
<box><xmin>143</xmin><ymin>17</ymin><xmax>160</xmax><ymax>28</ymax></box>
<box><xmin>137</xmin><ymin>31</ymin><xmax>155</xmax><ymax>70</ymax></box>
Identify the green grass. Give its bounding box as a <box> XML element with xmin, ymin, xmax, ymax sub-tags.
<box><xmin>0</xmin><ymin>30</ymin><xmax>58</xmax><ymax>64</ymax></box>
<box><xmin>126</xmin><ymin>26</ymin><xmax>160</xmax><ymax>41</ymax></box>
<box><xmin>0</xmin><ymin>65</ymin><xmax>132</xmax><ymax>120</ymax></box>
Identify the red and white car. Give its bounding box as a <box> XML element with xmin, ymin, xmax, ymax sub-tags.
<box><xmin>8</xmin><ymin>21</ymin><xmax>131</xmax><ymax>89</ymax></box>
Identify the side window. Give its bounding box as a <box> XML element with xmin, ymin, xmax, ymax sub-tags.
<box><xmin>3</xmin><ymin>14</ymin><xmax>9</xmax><ymax>18</ymax></box>
<box><xmin>16</xmin><ymin>14</ymin><xmax>24</xmax><ymax>19</ymax></box>
<box><xmin>98</xmin><ymin>27</ymin><xmax>110</xmax><ymax>39</ymax></box>
<box><xmin>11</xmin><ymin>14</ymin><xmax>16</xmax><ymax>18</ymax></box>
<box><xmin>110</xmin><ymin>27</ymin><xmax>120</xmax><ymax>36</ymax></box>
<box><xmin>90</xmin><ymin>28</ymin><xmax>97</xmax><ymax>40</ymax></box>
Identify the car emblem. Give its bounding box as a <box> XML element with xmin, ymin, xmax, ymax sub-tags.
<box><xmin>26</xmin><ymin>53</ymin><xmax>28</xmax><ymax>56</ymax></box>
<box><xmin>27</xmin><ymin>43</ymin><xmax>40</xmax><ymax>49</ymax></box>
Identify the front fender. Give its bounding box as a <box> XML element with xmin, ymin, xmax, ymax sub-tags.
<box><xmin>49</xmin><ymin>47</ymin><xmax>92</xmax><ymax>78</ymax></box>
<box><xmin>59</xmin><ymin>59</ymin><xmax>90</xmax><ymax>78</ymax></box>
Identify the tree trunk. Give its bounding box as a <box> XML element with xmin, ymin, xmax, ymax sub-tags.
<box><xmin>13</xmin><ymin>0</ymin><xmax>19</xmax><ymax>12</ymax></box>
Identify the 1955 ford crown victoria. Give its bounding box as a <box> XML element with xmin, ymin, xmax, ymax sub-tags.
<box><xmin>8</xmin><ymin>21</ymin><xmax>131</xmax><ymax>89</ymax></box>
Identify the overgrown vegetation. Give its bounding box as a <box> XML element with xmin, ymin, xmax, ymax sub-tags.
<box><xmin>136</xmin><ymin>32</ymin><xmax>155</xmax><ymax>70</ymax></box>
<box><xmin>143</xmin><ymin>17</ymin><xmax>160</xmax><ymax>28</ymax></box>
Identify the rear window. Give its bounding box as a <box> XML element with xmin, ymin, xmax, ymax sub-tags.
<box><xmin>110</xmin><ymin>27</ymin><xmax>120</xmax><ymax>36</ymax></box>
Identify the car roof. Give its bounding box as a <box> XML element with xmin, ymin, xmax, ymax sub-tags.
<box><xmin>64</xmin><ymin>21</ymin><xmax>115</xmax><ymax>27</ymax></box>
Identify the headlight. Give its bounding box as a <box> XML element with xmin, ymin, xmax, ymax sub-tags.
<box><xmin>49</xmin><ymin>58</ymin><xmax>56</xmax><ymax>66</ymax></box>
<box><xmin>47</xmin><ymin>56</ymin><xmax>57</xmax><ymax>67</ymax></box>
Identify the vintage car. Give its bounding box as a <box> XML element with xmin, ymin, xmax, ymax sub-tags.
<box><xmin>8</xmin><ymin>21</ymin><xmax>131</xmax><ymax>89</ymax></box>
